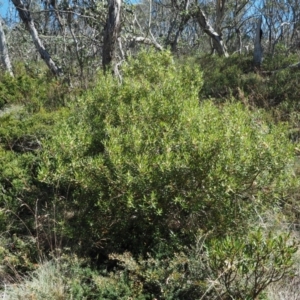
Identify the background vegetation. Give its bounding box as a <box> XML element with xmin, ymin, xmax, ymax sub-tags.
<box><xmin>0</xmin><ymin>49</ymin><xmax>300</xmax><ymax>299</ymax></box>
<box><xmin>1</xmin><ymin>1</ymin><xmax>300</xmax><ymax>298</ymax></box>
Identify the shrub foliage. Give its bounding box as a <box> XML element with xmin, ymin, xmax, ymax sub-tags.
<box><xmin>0</xmin><ymin>51</ymin><xmax>299</xmax><ymax>299</ymax></box>
<box><xmin>38</xmin><ymin>51</ymin><xmax>296</xmax><ymax>254</ymax></box>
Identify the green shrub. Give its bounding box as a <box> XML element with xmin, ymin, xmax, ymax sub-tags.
<box><xmin>0</xmin><ymin>235</ymin><xmax>38</xmax><ymax>281</ymax></box>
<box><xmin>0</xmin><ymin>63</ymin><xmax>69</xmax><ymax>112</ymax></box>
<box><xmin>105</xmin><ymin>228</ymin><xmax>297</xmax><ymax>300</ymax></box>
<box><xmin>0</xmin><ymin>109</ymin><xmax>69</xmax><ymax>208</ymax></box>
<box><xmin>267</xmin><ymin>69</ymin><xmax>300</xmax><ymax>105</ymax></box>
<box><xmin>0</xmin><ymin>108</ymin><xmax>70</xmax><ymax>267</ymax></box>
<box><xmin>263</xmin><ymin>50</ymin><xmax>299</xmax><ymax>72</ymax></box>
<box><xmin>1</xmin><ymin>107</ymin><xmax>70</xmax><ymax>145</ymax></box>
<box><xmin>199</xmin><ymin>54</ymin><xmax>252</xmax><ymax>100</ymax></box>
<box><xmin>38</xmin><ymin>50</ymin><xmax>297</xmax><ymax>256</ymax></box>
<box><xmin>203</xmin><ymin>229</ymin><xmax>297</xmax><ymax>299</ymax></box>
<box><xmin>199</xmin><ymin>53</ymin><xmax>300</xmax><ymax>107</ymax></box>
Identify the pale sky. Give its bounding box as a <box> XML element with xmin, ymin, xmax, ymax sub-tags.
<box><xmin>0</xmin><ymin>1</ymin><xmax>11</xmax><ymax>18</ymax></box>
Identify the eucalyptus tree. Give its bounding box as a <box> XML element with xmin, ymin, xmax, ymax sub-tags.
<box><xmin>222</xmin><ymin>0</ymin><xmax>255</xmax><ymax>53</ymax></box>
<box><xmin>192</xmin><ymin>3</ymin><xmax>228</xmax><ymax>56</ymax></box>
<box><xmin>0</xmin><ymin>18</ymin><xmax>14</xmax><ymax>76</ymax></box>
<box><xmin>11</xmin><ymin>0</ymin><xmax>62</xmax><ymax>76</ymax></box>
<box><xmin>130</xmin><ymin>0</ymin><xmax>255</xmax><ymax>56</ymax></box>
<box><xmin>7</xmin><ymin>0</ymin><xmax>105</xmax><ymax>82</ymax></box>
<box><xmin>102</xmin><ymin>0</ymin><xmax>121</xmax><ymax>73</ymax></box>
<box><xmin>253</xmin><ymin>16</ymin><xmax>263</xmax><ymax>67</ymax></box>
<box><xmin>12</xmin><ymin>0</ymin><xmax>62</xmax><ymax>76</ymax></box>
<box><xmin>31</xmin><ymin>0</ymin><xmax>103</xmax><ymax>83</ymax></box>
<box><xmin>8</xmin><ymin>0</ymin><xmax>300</xmax><ymax>78</ymax></box>
<box><xmin>261</xmin><ymin>0</ymin><xmax>293</xmax><ymax>55</ymax></box>
<box><xmin>129</xmin><ymin>0</ymin><xmax>226</xmax><ymax>55</ymax></box>
<box><xmin>193</xmin><ymin>0</ymin><xmax>257</xmax><ymax>55</ymax></box>
<box><xmin>35</xmin><ymin>0</ymin><xmax>122</xmax><ymax>79</ymax></box>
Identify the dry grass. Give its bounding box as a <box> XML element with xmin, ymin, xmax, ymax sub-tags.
<box><xmin>267</xmin><ymin>269</ymin><xmax>300</xmax><ymax>300</ymax></box>
<box><xmin>1</xmin><ymin>261</ymin><xmax>67</xmax><ymax>300</ymax></box>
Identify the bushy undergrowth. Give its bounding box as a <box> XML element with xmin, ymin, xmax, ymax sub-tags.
<box><xmin>1</xmin><ymin>231</ymin><xmax>297</xmax><ymax>300</ymax></box>
<box><xmin>0</xmin><ymin>63</ymin><xmax>70</xmax><ymax>111</ymax></box>
<box><xmin>0</xmin><ymin>108</ymin><xmax>70</xmax><ymax>275</ymax></box>
<box><xmin>0</xmin><ymin>50</ymin><xmax>299</xmax><ymax>299</ymax></box>
<box><xmin>199</xmin><ymin>53</ymin><xmax>300</xmax><ymax>107</ymax></box>
<box><xmin>0</xmin><ymin>108</ymin><xmax>69</xmax><ymax>215</ymax></box>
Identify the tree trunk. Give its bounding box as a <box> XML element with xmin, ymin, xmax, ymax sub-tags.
<box><xmin>171</xmin><ymin>14</ymin><xmax>191</xmax><ymax>53</ymax></box>
<box><xmin>0</xmin><ymin>19</ymin><xmax>13</xmax><ymax>76</ymax></box>
<box><xmin>236</xmin><ymin>28</ymin><xmax>242</xmax><ymax>54</ymax></box>
<box><xmin>215</xmin><ymin>0</ymin><xmax>226</xmax><ymax>35</ymax></box>
<box><xmin>253</xmin><ymin>17</ymin><xmax>263</xmax><ymax>68</ymax></box>
<box><xmin>193</xmin><ymin>7</ymin><xmax>228</xmax><ymax>57</ymax></box>
<box><xmin>12</xmin><ymin>0</ymin><xmax>62</xmax><ymax>76</ymax></box>
<box><xmin>168</xmin><ymin>0</ymin><xmax>191</xmax><ymax>53</ymax></box>
<box><xmin>102</xmin><ymin>0</ymin><xmax>121</xmax><ymax>73</ymax></box>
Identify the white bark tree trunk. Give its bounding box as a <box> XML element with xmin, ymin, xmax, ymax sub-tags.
<box><xmin>102</xmin><ymin>0</ymin><xmax>121</xmax><ymax>73</ymax></box>
<box><xmin>193</xmin><ymin>7</ymin><xmax>228</xmax><ymax>57</ymax></box>
<box><xmin>12</xmin><ymin>0</ymin><xmax>62</xmax><ymax>76</ymax></box>
<box><xmin>253</xmin><ymin>17</ymin><xmax>263</xmax><ymax>68</ymax></box>
<box><xmin>0</xmin><ymin>19</ymin><xmax>13</xmax><ymax>76</ymax></box>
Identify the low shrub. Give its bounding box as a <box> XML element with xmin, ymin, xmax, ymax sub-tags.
<box><xmin>38</xmin><ymin>50</ymin><xmax>297</xmax><ymax>256</ymax></box>
<box><xmin>0</xmin><ymin>108</ymin><xmax>70</xmax><ymax>270</ymax></box>
<box><xmin>2</xmin><ymin>256</ymin><xmax>148</xmax><ymax>300</ymax></box>
<box><xmin>0</xmin><ymin>63</ymin><xmax>69</xmax><ymax>112</ymax></box>
<box><xmin>199</xmin><ymin>53</ymin><xmax>300</xmax><ymax>107</ymax></box>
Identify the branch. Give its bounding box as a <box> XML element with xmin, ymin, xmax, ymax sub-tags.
<box><xmin>192</xmin><ymin>6</ymin><xmax>228</xmax><ymax>57</ymax></box>
<box><xmin>128</xmin><ymin>36</ymin><xmax>163</xmax><ymax>51</ymax></box>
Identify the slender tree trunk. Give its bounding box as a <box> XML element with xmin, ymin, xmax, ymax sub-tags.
<box><xmin>253</xmin><ymin>16</ymin><xmax>263</xmax><ymax>68</ymax></box>
<box><xmin>215</xmin><ymin>0</ymin><xmax>226</xmax><ymax>35</ymax></box>
<box><xmin>102</xmin><ymin>0</ymin><xmax>121</xmax><ymax>73</ymax></box>
<box><xmin>193</xmin><ymin>6</ymin><xmax>228</xmax><ymax>57</ymax></box>
<box><xmin>171</xmin><ymin>14</ymin><xmax>191</xmax><ymax>53</ymax></box>
<box><xmin>48</xmin><ymin>0</ymin><xmax>65</xmax><ymax>30</ymax></box>
<box><xmin>12</xmin><ymin>0</ymin><xmax>62</xmax><ymax>76</ymax></box>
<box><xmin>236</xmin><ymin>27</ymin><xmax>242</xmax><ymax>54</ymax></box>
<box><xmin>0</xmin><ymin>19</ymin><xmax>13</xmax><ymax>76</ymax></box>
<box><xmin>169</xmin><ymin>0</ymin><xmax>191</xmax><ymax>53</ymax></box>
